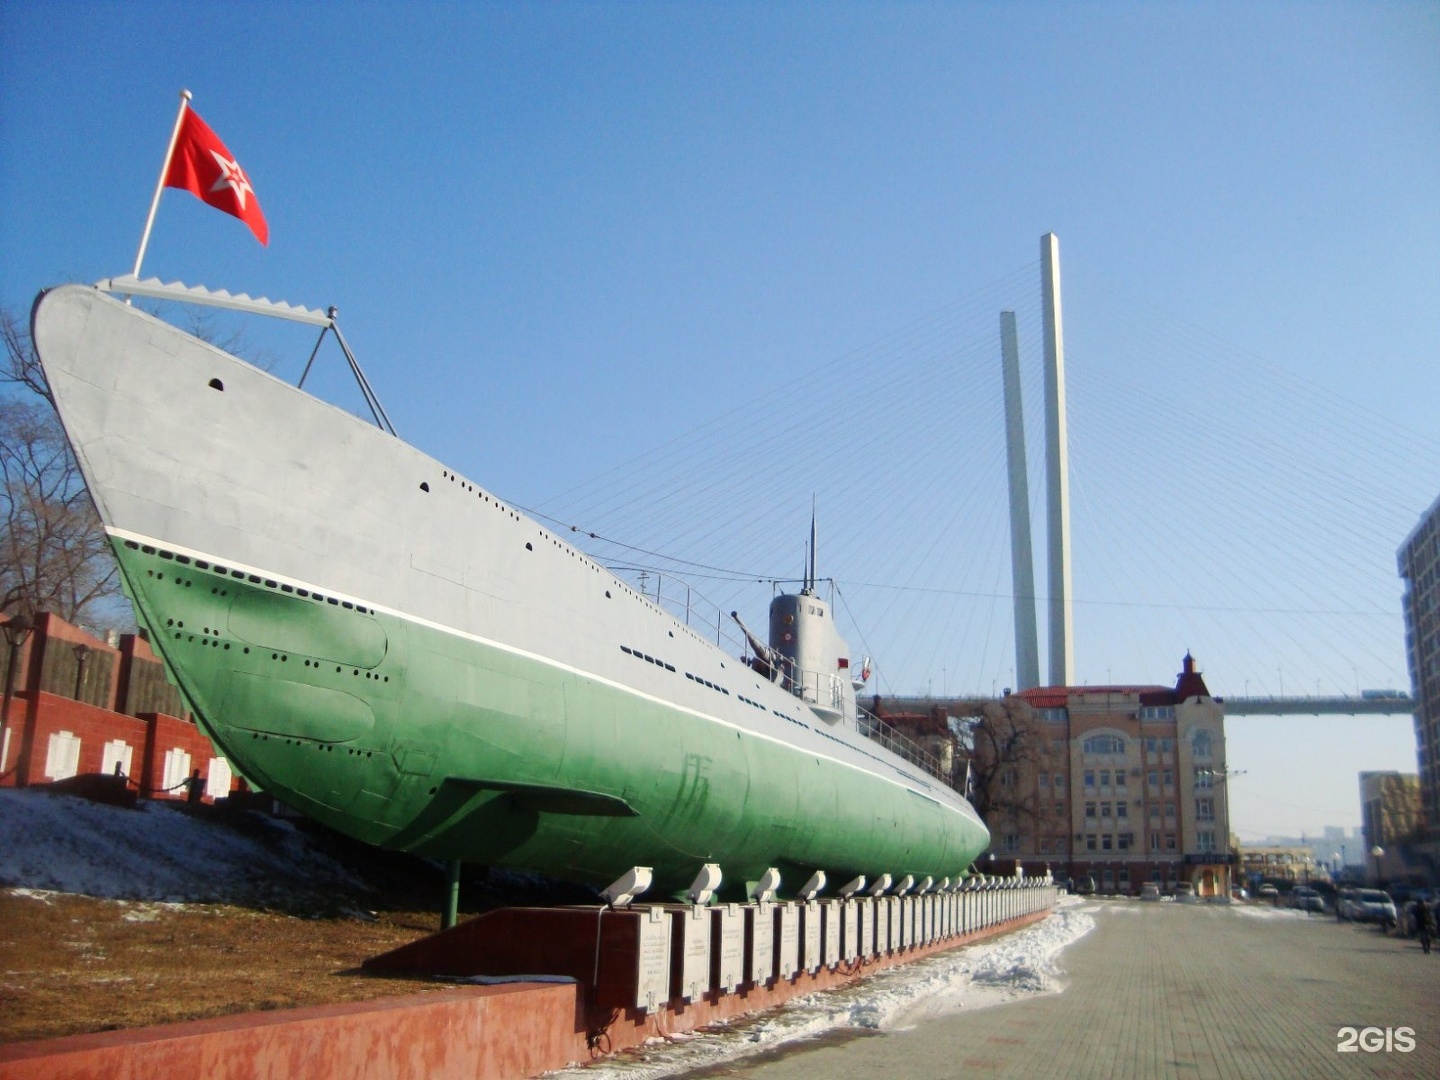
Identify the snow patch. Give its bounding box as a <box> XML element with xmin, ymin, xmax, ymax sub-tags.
<box><xmin>1232</xmin><ymin>903</ymin><xmax>1310</xmax><ymax>920</ymax></box>
<box><xmin>545</xmin><ymin>899</ymin><xmax>1095</xmax><ymax>1079</ymax></box>
<box><xmin>0</xmin><ymin>788</ymin><xmax>370</xmax><ymax>907</ymax></box>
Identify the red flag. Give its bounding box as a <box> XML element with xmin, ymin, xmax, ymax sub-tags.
<box><xmin>163</xmin><ymin>108</ymin><xmax>269</xmax><ymax>246</ymax></box>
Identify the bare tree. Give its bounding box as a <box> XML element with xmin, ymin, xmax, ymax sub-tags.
<box><xmin>954</xmin><ymin>697</ymin><xmax>1043</xmax><ymax>831</ymax></box>
<box><xmin>1</xmin><ymin>307</ymin><xmax>123</xmax><ymax>625</ymax></box>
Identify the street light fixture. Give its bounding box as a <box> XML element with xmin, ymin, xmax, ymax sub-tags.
<box><xmin>72</xmin><ymin>642</ymin><xmax>91</xmax><ymax>702</ymax></box>
<box><xmin>2</xmin><ymin>614</ymin><xmax>35</xmax><ymax>774</ymax></box>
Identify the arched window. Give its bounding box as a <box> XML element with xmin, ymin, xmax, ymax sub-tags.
<box><xmin>1082</xmin><ymin>733</ymin><xmax>1126</xmax><ymax>756</ymax></box>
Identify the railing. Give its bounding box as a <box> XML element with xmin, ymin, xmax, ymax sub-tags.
<box><xmin>785</xmin><ymin>664</ymin><xmax>848</xmax><ymax>716</ymax></box>
<box><xmin>856</xmin><ymin>708</ymin><xmax>952</xmax><ymax>785</ymax></box>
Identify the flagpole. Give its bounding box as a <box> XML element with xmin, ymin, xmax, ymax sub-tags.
<box><xmin>131</xmin><ymin>89</ymin><xmax>192</xmax><ymax>279</ymax></box>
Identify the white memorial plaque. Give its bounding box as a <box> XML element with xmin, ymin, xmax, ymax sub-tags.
<box><xmin>678</xmin><ymin>905</ymin><xmax>710</xmax><ymax>1002</ymax></box>
<box><xmin>635</xmin><ymin>906</ymin><xmax>671</xmax><ymax>1011</ymax></box>
<box><xmin>801</xmin><ymin>899</ymin><xmax>822</xmax><ymax>973</ymax></box>
<box><xmin>840</xmin><ymin>898</ymin><xmax>858</xmax><ymax>961</ymax></box>
<box><xmin>747</xmin><ymin>901</ymin><xmax>774</xmax><ymax>985</ymax></box>
<box><xmin>713</xmin><ymin>904</ymin><xmax>744</xmax><ymax>994</ymax></box>
<box><xmin>776</xmin><ymin>903</ymin><xmax>799</xmax><ymax>979</ymax></box>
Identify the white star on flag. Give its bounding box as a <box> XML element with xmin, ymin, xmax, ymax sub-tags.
<box><xmin>159</xmin><ymin>100</ymin><xmax>269</xmax><ymax>246</ymax></box>
<box><xmin>209</xmin><ymin>150</ymin><xmax>254</xmax><ymax>210</ymax></box>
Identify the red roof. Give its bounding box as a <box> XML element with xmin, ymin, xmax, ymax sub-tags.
<box><xmin>1010</xmin><ymin>654</ymin><xmax>1212</xmax><ymax>709</ymax></box>
<box><xmin>1012</xmin><ymin>685</ymin><xmax>1174</xmax><ymax>708</ymax></box>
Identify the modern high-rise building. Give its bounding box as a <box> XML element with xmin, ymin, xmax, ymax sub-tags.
<box><xmin>1398</xmin><ymin>493</ymin><xmax>1440</xmax><ymax>849</ymax></box>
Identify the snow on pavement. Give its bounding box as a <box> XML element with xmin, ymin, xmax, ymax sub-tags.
<box><xmin>545</xmin><ymin>898</ymin><xmax>1097</xmax><ymax>1079</ymax></box>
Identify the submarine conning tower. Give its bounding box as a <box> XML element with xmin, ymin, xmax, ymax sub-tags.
<box><xmin>767</xmin><ymin>585</ymin><xmax>857</xmax><ymax>724</ymax></box>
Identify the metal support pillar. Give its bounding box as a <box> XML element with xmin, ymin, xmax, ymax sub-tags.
<box><xmin>1041</xmin><ymin>233</ymin><xmax>1074</xmax><ymax>686</ymax></box>
<box><xmin>1000</xmin><ymin>310</ymin><xmax>1041</xmax><ymax>690</ymax></box>
<box><xmin>443</xmin><ymin>860</ymin><xmax>462</xmax><ymax>930</ymax></box>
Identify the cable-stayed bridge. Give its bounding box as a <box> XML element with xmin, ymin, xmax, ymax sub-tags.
<box><xmin>873</xmin><ymin>693</ymin><xmax>1416</xmax><ymax>719</ymax></box>
<box><xmin>535</xmin><ymin>243</ymin><xmax>1440</xmax><ymax>705</ymax></box>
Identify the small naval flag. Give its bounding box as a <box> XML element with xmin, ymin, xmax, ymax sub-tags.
<box><xmin>132</xmin><ymin>90</ymin><xmax>269</xmax><ymax>279</ymax></box>
<box><xmin>164</xmin><ymin>107</ymin><xmax>269</xmax><ymax>246</ymax></box>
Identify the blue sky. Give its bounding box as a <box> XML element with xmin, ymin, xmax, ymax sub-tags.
<box><xmin>3</xmin><ymin>1</ymin><xmax>1437</xmax><ymax>839</ymax></box>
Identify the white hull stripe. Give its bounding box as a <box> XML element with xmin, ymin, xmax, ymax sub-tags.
<box><xmin>111</xmin><ymin>525</ymin><xmax>981</xmax><ymax>825</ymax></box>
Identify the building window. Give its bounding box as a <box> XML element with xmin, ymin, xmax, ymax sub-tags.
<box><xmin>1085</xmin><ymin>802</ymin><xmax>1097</xmax><ymax>821</ymax></box>
<box><xmin>1163</xmin><ymin>769</ymin><xmax>1174</xmax><ymax>788</ymax></box>
<box><xmin>1084</xmin><ymin>770</ymin><xmax>1095</xmax><ymax>789</ymax></box>
<box><xmin>1197</xmin><ymin>831</ymin><xmax>1215</xmax><ymax>853</ymax></box>
<box><xmin>44</xmin><ymin>731</ymin><xmax>82</xmax><ymax>781</ymax></box>
<box><xmin>1039</xmin><ymin>772</ymin><xmax>1050</xmax><ymax>788</ymax></box>
<box><xmin>1054</xmin><ymin>773</ymin><xmax>1065</xmax><ymax>792</ymax></box>
<box><xmin>1038</xmin><ymin>707</ymin><xmax>1069</xmax><ymax>722</ymax></box>
<box><xmin>1148</xmin><ymin>803</ymin><xmax>1160</xmax><ymax>822</ymax></box>
<box><xmin>1166</xmin><ymin>833</ymin><xmax>1177</xmax><ymax>851</ymax></box>
<box><xmin>1083</xmin><ymin>735</ymin><xmax>1126</xmax><ymax>755</ymax></box>
<box><xmin>101</xmin><ymin>739</ymin><xmax>134</xmax><ymax>779</ymax></box>
<box><xmin>1165</xmin><ymin>803</ymin><xmax>1177</xmax><ymax>819</ymax></box>
<box><xmin>1102</xmin><ymin>835</ymin><xmax>1113</xmax><ymax>851</ymax></box>
<box><xmin>206</xmin><ymin>757</ymin><xmax>232</xmax><ymax>798</ymax></box>
<box><xmin>1040</xmin><ymin>837</ymin><xmax>1051</xmax><ymax>853</ymax></box>
<box><xmin>1116</xmin><ymin>802</ymin><xmax>1129</xmax><ymax>820</ymax></box>
<box><xmin>1118</xmin><ymin>833</ymin><xmax>1131</xmax><ymax>851</ymax></box>
<box><xmin>1148</xmin><ymin>769</ymin><xmax>1159</xmax><ymax>789</ymax></box>
<box><xmin>1195</xmin><ymin>797</ymin><xmax>1214</xmax><ymax>821</ymax></box>
<box><xmin>1054</xmin><ymin>800</ymin><xmax>1065</xmax><ymax>817</ymax></box>
<box><xmin>1000</xmin><ymin>768</ymin><xmax>1016</xmax><ymax>789</ymax></box>
<box><xmin>1150</xmin><ymin>833</ymin><xmax>1161</xmax><ymax>851</ymax></box>
<box><xmin>1115</xmin><ymin>771</ymin><xmax>1127</xmax><ymax>791</ymax></box>
<box><xmin>162</xmin><ymin>748</ymin><xmax>192</xmax><ymax>792</ymax></box>
<box><xmin>1192</xmin><ymin>729</ymin><xmax>1213</xmax><ymax>759</ymax></box>
<box><xmin>1139</xmin><ymin>706</ymin><xmax>1176</xmax><ymax>721</ymax></box>
<box><xmin>1002</xmin><ymin>833</ymin><xmax>1019</xmax><ymax>853</ymax></box>
<box><xmin>1055</xmin><ymin>837</ymin><xmax>1067</xmax><ymax>853</ymax></box>
<box><xmin>1195</xmin><ymin>768</ymin><xmax>1213</xmax><ymax>789</ymax></box>
<box><xmin>1100</xmin><ymin>769</ymin><xmax>1111</xmax><ymax>789</ymax></box>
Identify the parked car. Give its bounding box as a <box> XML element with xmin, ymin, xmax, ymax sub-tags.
<box><xmin>1174</xmin><ymin>882</ymin><xmax>1196</xmax><ymax>903</ymax></box>
<box><xmin>1289</xmin><ymin>886</ymin><xmax>1325</xmax><ymax>913</ymax></box>
<box><xmin>1347</xmin><ymin>889</ymin><xmax>1397</xmax><ymax>926</ymax></box>
<box><xmin>1257</xmin><ymin>883</ymin><xmax>1280</xmax><ymax>902</ymax></box>
<box><xmin>1139</xmin><ymin>882</ymin><xmax>1161</xmax><ymax>901</ymax></box>
<box><xmin>1330</xmin><ymin>887</ymin><xmax>1353</xmax><ymax>921</ymax></box>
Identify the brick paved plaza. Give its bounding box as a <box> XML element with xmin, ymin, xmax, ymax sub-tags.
<box><xmin>702</xmin><ymin>900</ymin><xmax>1440</xmax><ymax>1079</ymax></box>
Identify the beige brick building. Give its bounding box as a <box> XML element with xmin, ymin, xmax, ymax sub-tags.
<box><xmin>984</xmin><ymin>654</ymin><xmax>1234</xmax><ymax>897</ymax></box>
<box><xmin>1359</xmin><ymin>770</ymin><xmax>1422</xmax><ymax>883</ymax></box>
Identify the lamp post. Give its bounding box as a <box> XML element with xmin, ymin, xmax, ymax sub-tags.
<box><xmin>2</xmin><ymin>614</ymin><xmax>35</xmax><ymax>775</ymax></box>
<box><xmin>72</xmin><ymin>642</ymin><xmax>91</xmax><ymax>702</ymax></box>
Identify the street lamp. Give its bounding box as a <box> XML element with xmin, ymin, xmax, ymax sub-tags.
<box><xmin>2</xmin><ymin>614</ymin><xmax>35</xmax><ymax>774</ymax></box>
<box><xmin>72</xmin><ymin>642</ymin><xmax>91</xmax><ymax>701</ymax></box>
